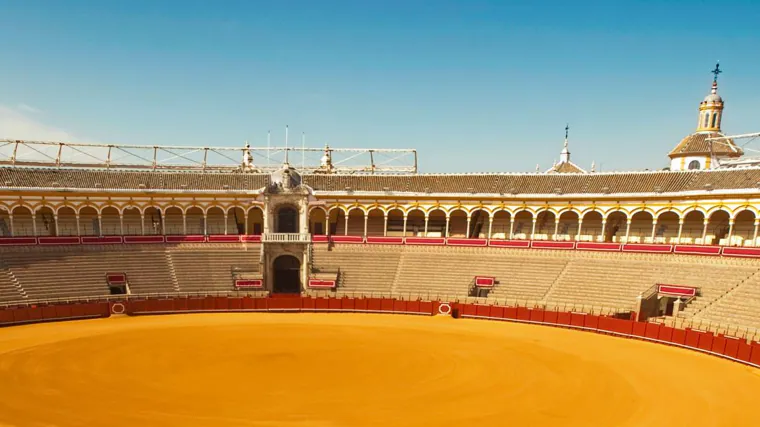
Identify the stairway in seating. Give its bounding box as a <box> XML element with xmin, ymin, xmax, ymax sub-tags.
<box><xmin>165</xmin><ymin>252</ymin><xmax>181</xmax><ymax>292</ymax></box>
<box><xmin>539</xmin><ymin>260</ymin><xmax>571</xmax><ymax>302</ymax></box>
<box><xmin>389</xmin><ymin>250</ymin><xmax>406</xmax><ymax>295</ymax></box>
<box><xmin>686</xmin><ymin>267</ymin><xmax>760</xmax><ymax>318</ymax></box>
<box><xmin>0</xmin><ymin>264</ymin><xmax>27</xmax><ymax>302</ymax></box>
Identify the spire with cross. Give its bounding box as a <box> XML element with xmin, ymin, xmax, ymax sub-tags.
<box><xmin>711</xmin><ymin>62</ymin><xmax>722</xmax><ymax>84</ymax></box>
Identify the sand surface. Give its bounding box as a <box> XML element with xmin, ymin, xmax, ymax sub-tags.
<box><xmin>0</xmin><ymin>313</ymin><xmax>759</xmax><ymax>427</ymax></box>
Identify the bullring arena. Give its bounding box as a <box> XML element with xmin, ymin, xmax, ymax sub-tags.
<box><xmin>2</xmin><ymin>68</ymin><xmax>760</xmax><ymax>426</ymax></box>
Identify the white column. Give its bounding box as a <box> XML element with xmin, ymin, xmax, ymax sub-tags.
<box><xmin>203</xmin><ymin>214</ymin><xmax>208</xmax><ymax>236</ymax></box>
<box><xmin>650</xmin><ymin>220</ymin><xmax>657</xmax><ymax>241</ymax></box>
<box><xmin>701</xmin><ymin>220</ymin><xmax>708</xmax><ymax>242</ymax></box>
<box><xmin>509</xmin><ymin>218</ymin><xmax>515</xmax><ymax>240</ymax></box>
<box><xmin>383</xmin><ymin>215</ymin><xmax>388</xmax><ymax>237</ymax></box>
<box><xmin>424</xmin><ymin>214</ymin><xmax>429</xmax><ymax>237</ymax></box>
<box><xmin>445</xmin><ymin>216</ymin><xmax>450</xmax><ymax>238</ymax></box>
<box><xmin>676</xmin><ymin>220</ymin><xmax>684</xmax><ymax>242</ymax></box>
<box><xmin>576</xmin><ymin>220</ymin><xmax>583</xmax><ymax>241</ymax></box>
<box><xmin>487</xmin><ymin>216</ymin><xmax>493</xmax><ymax>240</ymax></box>
<box><xmin>119</xmin><ymin>213</ymin><xmax>124</xmax><ymax>236</ymax></box>
<box><xmin>8</xmin><ymin>214</ymin><xmax>13</xmax><ymax>237</ymax></box>
<box><xmin>600</xmin><ymin>219</ymin><xmax>607</xmax><ymax>242</ymax></box>
<box><xmin>530</xmin><ymin>219</ymin><xmax>537</xmax><ymax>240</ymax></box>
<box><xmin>183</xmin><ymin>212</ymin><xmax>188</xmax><ymax>235</ymax></box>
<box><xmin>244</xmin><ymin>212</ymin><xmax>249</xmax><ymax>235</ymax></box>
<box><xmin>75</xmin><ymin>214</ymin><xmax>81</xmax><ymax>237</ymax></box>
<box><xmin>402</xmin><ymin>214</ymin><xmax>408</xmax><ymax>237</ymax></box>
<box><xmin>224</xmin><ymin>210</ymin><xmax>228</xmax><ymax>235</ymax></box>
<box><xmin>97</xmin><ymin>214</ymin><xmax>103</xmax><ymax>237</ymax></box>
<box><xmin>53</xmin><ymin>214</ymin><xmax>59</xmax><ymax>236</ymax></box>
<box><xmin>344</xmin><ymin>212</ymin><xmax>349</xmax><ymax>235</ymax></box>
<box><xmin>753</xmin><ymin>219</ymin><xmax>759</xmax><ymax>244</ymax></box>
<box><xmin>553</xmin><ymin>220</ymin><xmax>560</xmax><ymax>241</ymax></box>
<box><xmin>727</xmin><ymin>219</ymin><xmax>735</xmax><ymax>244</ymax></box>
<box><xmin>465</xmin><ymin>214</ymin><xmax>472</xmax><ymax>238</ymax></box>
<box><xmin>624</xmin><ymin>220</ymin><xmax>632</xmax><ymax>242</ymax></box>
<box><xmin>363</xmin><ymin>214</ymin><xmax>368</xmax><ymax>237</ymax></box>
<box><xmin>31</xmin><ymin>214</ymin><xmax>37</xmax><ymax>236</ymax></box>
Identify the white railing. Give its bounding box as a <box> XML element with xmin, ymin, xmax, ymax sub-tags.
<box><xmin>261</xmin><ymin>233</ymin><xmax>312</xmax><ymax>243</ymax></box>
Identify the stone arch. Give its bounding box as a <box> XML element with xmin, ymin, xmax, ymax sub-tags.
<box><xmin>706</xmin><ymin>209</ymin><xmax>731</xmax><ymax>245</ymax></box>
<box><xmin>533</xmin><ymin>210</ymin><xmax>556</xmax><ymax>240</ymax></box>
<box><xmin>11</xmin><ymin>206</ymin><xmax>34</xmax><ymax>237</ymax></box>
<box><xmin>346</xmin><ymin>207</ymin><xmax>365</xmax><ymax>236</ymax></box>
<box><xmin>185</xmin><ymin>206</ymin><xmax>205</xmax><ymax>235</ymax></box>
<box><xmin>580</xmin><ymin>211</ymin><xmax>603</xmax><ymax>241</ymax></box>
<box><xmin>732</xmin><ymin>209</ymin><xmax>756</xmax><ymax>244</ymax></box>
<box><xmin>654</xmin><ymin>211</ymin><xmax>680</xmax><ymax>243</ymax></box>
<box><xmin>557</xmin><ymin>210</ymin><xmax>579</xmax><ymax>241</ymax></box>
<box><xmin>328</xmin><ymin>206</ymin><xmax>347</xmax><ymax>235</ymax></box>
<box><xmin>604</xmin><ymin>211</ymin><xmax>627</xmax><ymax>243</ymax></box>
<box><xmin>490</xmin><ymin>210</ymin><xmax>512</xmax><ymax>240</ymax></box>
<box><xmin>101</xmin><ymin>206</ymin><xmax>121</xmax><ymax>235</ymax></box>
<box><xmin>35</xmin><ymin>206</ymin><xmax>56</xmax><ymax>236</ymax></box>
<box><xmin>206</xmin><ymin>206</ymin><xmax>226</xmax><ymax>235</ymax></box>
<box><xmin>272</xmin><ymin>255</ymin><xmax>301</xmax><ymax>294</ymax></box>
<box><xmin>365</xmin><ymin>208</ymin><xmax>384</xmax><ymax>236</ymax></box>
<box><xmin>0</xmin><ymin>206</ymin><xmax>10</xmax><ymax>237</ymax></box>
<box><xmin>56</xmin><ymin>206</ymin><xmax>78</xmax><ymax>236</ymax></box>
<box><xmin>512</xmin><ymin>210</ymin><xmax>534</xmax><ymax>240</ymax></box>
<box><xmin>247</xmin><ymin>206</ymin><xmax>264</xmax><ymax>235</ymax></box>
<box><xmin>226</xmin><ymin>206</ymin><xmax>245</xmax><ymax>235</ymax></box>
<box><xmin>629</xmin><ymin>211</ymin><xmax>654</xmax><ymax>243</ymax></box>
<box><xmin>681</xmin><ymin>210</ymin><xmax>706</xmax><ymax>242</ymax></box>
<box><xmin>77</xmin><ymin>205</ymin><xmax>100</xmax><ymax>237</ymax></box>
<box><xmin>143</xmin><ymin>206</ymin><xmax>164</xmax><ymax>235</ymax></box>
<box><xmin>122</xmin><ymin>206</ymin><xmax>142</xmax><ymax>235</ymax></box>
<box><xmin>164</xmin><ymin>206</ymin><xmax>184</xmax><ymax>235</ymax></box>
<box><xmin>447</xmin><ymin>208</ymin><xmax>468</xmax><ymax>238</ymax></box>
<box><xmin>468</xmin><ymin>208</ymin><xmax>489</xmax><ymax>238</ymax></box>
<box><xmin>308</xmin><ymin>207</ymin><xmax>327</xmax><ymax>235</ymax></box>
<box><xmin>426</xmin><ymin>208</ymin><xmax>446</xmax><ymax>237</ymax></box>
<box><xmin>405</xmin><ymin>208</ymin><xmax>425</xmax><ymax>237</ymax></box>
<box><xmin>385</xmin><ymin>208</ymin><xmax>404</xmax><ymax>237</ymax></box>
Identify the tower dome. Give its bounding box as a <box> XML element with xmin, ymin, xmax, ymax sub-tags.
<box><xmin>668</xmin><ymin>63</ymin><xmax>742</xmax><ymax>171</ymax></box>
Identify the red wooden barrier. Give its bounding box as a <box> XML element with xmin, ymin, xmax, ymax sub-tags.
<box><xmin>684</xmin><ymin>329</ymin><xmax>701</xmax><ymax>348</ymax></box>
<box><xmin>584</xmin><ymin>314</ymin><xmax>600</xmax><ymax>330</ymax></box>
<box><xmin>366</xmin><ymin>236</ymin><xmax>403</xmax><ymax>245</ymax></box>
<box><xmin>202</xmin><ymin>297</ymin><xmax>215</xmax><ymax>311</ymax></box>
<box><xmin>215</xmin><ymin>297</ymin><xmax>229</xmax><ymax>310</ymax></box>
<box><xmin>516</xmin><ymin>307</ymin><xmax>531</xmax><ymax>321</ymax></box>
<box><xmin>723</xmin><ymin>337</ymin><xmax>740</xmax><ymax>358</ymax></box>
<box><xmin>698</xmin><ymin>331</ymin><xmax>714</xmax><ymax>351</ymax></box>
<box><xmin>570</xmin><ymin>313</ymin><xmax>586</xmax><ymax>327</ymax></box>
<box><xmin>187</xmin><ymin>298</ymin><xmax>204</xmax><ymax>311</ymax></box>
<box><xmin>658</xmin><ymin>325</ymin><xmax>674</xmax><ymax>342</ymax></box>
<box><xmin>174</xmin><ymin>298</ymin><xmax>189</xmax><ymax>311</ymax></box>
<box><xmin>543</xmin><ymin>310</ymin><xmax>559</xmax><ymax>324</ymax></box>
<box><xmin>446</xmin><ymin>238</ymin><xmax>487</xmax><ymax>247</ymax></box>
<box><xmin>737</xmin><ymin>340</ymin><xmax>753</xmax><ymax>363</ymax></box>
<box><xmin>354</xmin><ymin>298</ymin><xmax>368</xmax><ymax>311</ymax></box>
<box><xmin>463</xmin><ymin>304</ymin><xmax>477</xmax><ymax>317</ymax></box>
<box><xmin>0</xmin><ymin>309</ymin><xmax>13</xmax><ymax>324</ymax></box>
<box><xmin>531</xmin><ymin>241</ymin><xmax>575</xmax><ymax>250</ymax></box>
<box><xmin>711</xmin><ymin>335</ymin><xmax>727</xmax><ymax>355</ymax></box>
<box><xmin>341</xmin><ymin>297</ymin><xmax>355</xmax><ymax>311</ymax></box>
<box><xmin>380</xmin><ymin>298</ymin><xmax>394</xmax><ymax>312</ymax></box>
<box><xmin>41</xmin><ymin>305</ymin><xmax>57</xmax><ymax>320</ymax></box>
<box><xmin>315</xmin><ymin>298</ymin><xmax>330</xmax><ymax>310</ymax></box>
<box><xmin>475</xmin><ymin>304</ymin><xmax>490</xmax><ymax>317</ymax></box>
<box><xmin>750</xmin><ymin>342</ymin><xmax>760</xmax><ymax>366</ymax></box>
<box><xmin>367</xmin><ymin>298</ymin><xmax>382</xmax><ymax>311</ymax></box>
<box><xmin>632</xmin><ymin>322</ymin><xmax>647</xmax><ymax>338</ymax></box>
<box><xmin>393</xmin><ymin>299</ymin><xmax>407</xmax><ymax>313</ymax></box>
<box><xmin>12</xmin><ymin>308</ymin><xmax>29</xmax><ymax>322</ymax></box>
<box><xmin>503</xmin><ymin>307</ymin><xmax>518</xmax><ymax>320</ymax></box>
<box><xmin>407</xmin><ymin>300</ymin><xmax>420</xmax><ymax>313</ymax></box>
<box><xmin>529</xmin><ymin>308</ymin><xmax>545</xmax><ymax>323</ymax></box>
<box><xmin>489</xmin><ymin>305</ymin><xmax>504</xmax><ymax>319</ymax></box>
<box><xmin>300</xmin><ymin>296</ymin><xmax>315</xmax><ymax>310</ymax></box>
<box><xmin>328</xmin><ymin>298</ymin><xmax>342</xmax><ymax>310</ymax></box>
<box><xmin>242</xmin><ymin>297</ymin><xmax>255</xmax><ymax>310</ymax></box>
<box><xmin>645</xmin><ymin>322</ymin><xmax>660</xmax><ymax>340</ymax></box>
<box><xmin>488</xmin><ymin>239</ymin><xmax>530</xmax><ymax>248</ymax></box>
<box><xmin>27</xmin><ymin>306</ymin><xmax>43</xmax><ymax>320</ymax></box>
<box><xmin>556</xmin><ymin>312</ymin><xmax>572</xmax><ymax>325</ymax></box>
<box><xmin>419</xmin><ymin>301</ymin><xmax>433</xmax><ymax>315</ymax></box>
<box><xmin>670</xmin><ymin>328</ymin><xmax>687</xmax><ymax>345</ymax></box>
<box><xmin>254</xmin><ymin>298</ymin><xmax>268</xmax><ymax>310</ymax></box>
<box><xmin>70</xmin><ymin>304</ymin><xmax>87</xmax><ymax>317</ymax></box>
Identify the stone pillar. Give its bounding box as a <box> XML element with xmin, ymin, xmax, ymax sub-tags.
<box><xmin>465</xmin><ymin>214</ymin><xmax>471</xmax><ymax>239</ymax></box>
<box><xmin>53</xmin><ymin>214</ymin><xmax>59</xmax><ymax>237</ymax></box>
<box><xmin>650</xmin><ymin>221</ymin><xmax>657</xmax><ymax>242</ymax></box>
<box><xmin>445</xmin><ymin>216</ymin><xmax>450</xmax><ymax>238</ymax></box>
<box><xmin>701</xmin><ymin>220</ymin><xmax>709</xmax><ymax>242</ymax></box>
<box><xmin>75</xmin><ymin>214</ymin><xmax>81</xmax><ymax>237</ymax></box>
<box><xmin>676</xmin><ymin>220</ymin><xmax>684</xmax><ymax>243</ymax></box>
<box><xmin>553</xmin><ymin>220</ymin><xmax>560</xmax><ymax>241</ymax></box>
<box><xmin>363</xmin><ymin>214</ymin><xmax>368</xmax><ymax>237</ymax></box>
<box><xmin>424</xmin><ymin>214</ymin><xmax>429</xmax><ymax>237</ymax></box>
<box><xmin>576</xmin><ymin>220</ymin><xmax>583</xmax><ymax>241</ymax></box>
<box><xmin>753</xmin><ymin>219</ymin><xmax>760</xmax><ymax>245</ymax></box>
<box><xmin>97</xmin><ymin>214</ymin><xmax>103</xmax><ymax>237</ymax></box>
<box><xmin>673</xmin><ymin>298</ymin><xmax>683</xmax><ymax>317</ymax></box>
<box><xmin>203</xmin><ymin>214</ymin><xmax>208</xmax><ymax>236</ymax></box>
<box><xmin>344</xmin><ymin>211</ymin><xmax>349</xmax><ymax>236</ymax></box>
<box><xmin>8</xmin><ymin>214</ymin><xmax>13</xmax><ymax>237</ymax></box>
<box><xmin>119</xmin><ymin>213</ymin><xmax>124</xmax><ymax>236</ymax></box>
<box><xmin>383</xmin><ymin>215</ymin><xmax>388</xmax><ymax>237</ymax></box>
<box><xmin>635</xmin><ymin>294</ymin><xmax>644</xmax><ymax>322</ymax></box>
<box><xmin>244</xmin><ymin>212</ymin><xmax>249</xmax><ymax>235</ymax></box>
<box><xmin>487</xmin><ymin>216</ymin><xmax>493</xmax><ymax>240</ymax></box>
<box><xmin>530</xmin><ymin>219</ymin><xmax>537</xmax><ymax>240</ymax></box>
<box><xmin>727</xmin><ymin>219</ymin><xmax>735</xmax><ymax>244</ymax></box>
<box><xmin>183</xmin><ymin>212</ymin><xmax>188</xmax><ymax>235</ymax></box>
<box><xmin>140</xmin><ymin>213</ymin><xmax>145</xmax><ymax>236</ymax></box>
<box><xmin>624</xmin><ymin>220</ymin><xmax>632</xmax><ymax>242</ymax></box>
<box><xmin>31</xmin><ymin>214</ymin><xmax>37</xmax><ymax>237</ymax></box>
<box><xmin>224</xmin><ymin>210</ymin><xmax>228</xmax><ymax>235</ymax></box>
<box><xmin>600</xmin><ymin>220</ymin><xmax>607</xmax><ymax>242</ymax></box>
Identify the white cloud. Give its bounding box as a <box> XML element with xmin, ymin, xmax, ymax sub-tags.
<box><xmin>16</xmin><ymin>103</ymin><xmax>41</xmax><ymax>114</ymax></box>
<box><xmin>0</xmin><ymin>104</ymin><xmax>75</xmax><ymax>141</ymax></box>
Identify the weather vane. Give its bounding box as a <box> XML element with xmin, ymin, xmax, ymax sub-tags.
<box><xmin>711</xmin><ymin>62</ymin><xmax>722</xmax><ymax>83</ymax></box>
<box><xmin>565</xmin><ymin>123</ymin><xmax>570</xmax><ymax>140</ymax></box>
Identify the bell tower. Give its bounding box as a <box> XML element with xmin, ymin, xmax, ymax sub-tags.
<box><xmin>697</xmin><ymin>62</ymin><xmax>724</xmax><ymax>132</ymax></box>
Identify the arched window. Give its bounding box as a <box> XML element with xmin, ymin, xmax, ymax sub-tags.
<box><xmin>703</xmin><ymin>112</ymin><xmax>710</xmax><ymax>128</ymax></box>
<box><xmin>688</xmin><ymin>160</ymin><xmax>701</xmax><ymax>170</ymax></box>
<box><xmin>711</xmin><ymin>112</ymin><xmax>718</xmax><ymax>128</ymax></box>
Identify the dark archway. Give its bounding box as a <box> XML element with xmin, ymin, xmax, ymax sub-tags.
<box><xmin>276</xmin><ymin>206</ymin><xmax>298</xmax><ymax>233</ymax></box>
<box><xmin>273</xmin><ymin>255</ymin><xmax>301</xmax><ymax>294</ymax></box>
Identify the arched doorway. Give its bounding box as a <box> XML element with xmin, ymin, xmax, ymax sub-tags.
<box><xmin>276</xmin><ymin>206</ymin><xmax>298</xmax><ymax>233</ymax></box>
<box><xmin>273</xmin><ymin>255</ymin><xmax>301</xmax><ymax>294</ymax></box>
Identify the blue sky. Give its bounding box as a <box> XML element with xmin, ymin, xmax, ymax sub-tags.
<box><xmin>1</xmin><ymin>0</ymin><xmax>759</xmax><ymax>172</ymax></box>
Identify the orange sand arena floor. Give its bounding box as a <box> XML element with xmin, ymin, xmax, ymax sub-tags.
<box><xmin>1</xmin><ymin>313</ymin><xmax>760</xmax><ymax>427</ymax></box>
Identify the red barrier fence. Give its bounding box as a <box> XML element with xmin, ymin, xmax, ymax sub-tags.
<box><xmin>1</xmin><ymin>296</ymin><xmax>758</xmax><ymax>370</ymax></box>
